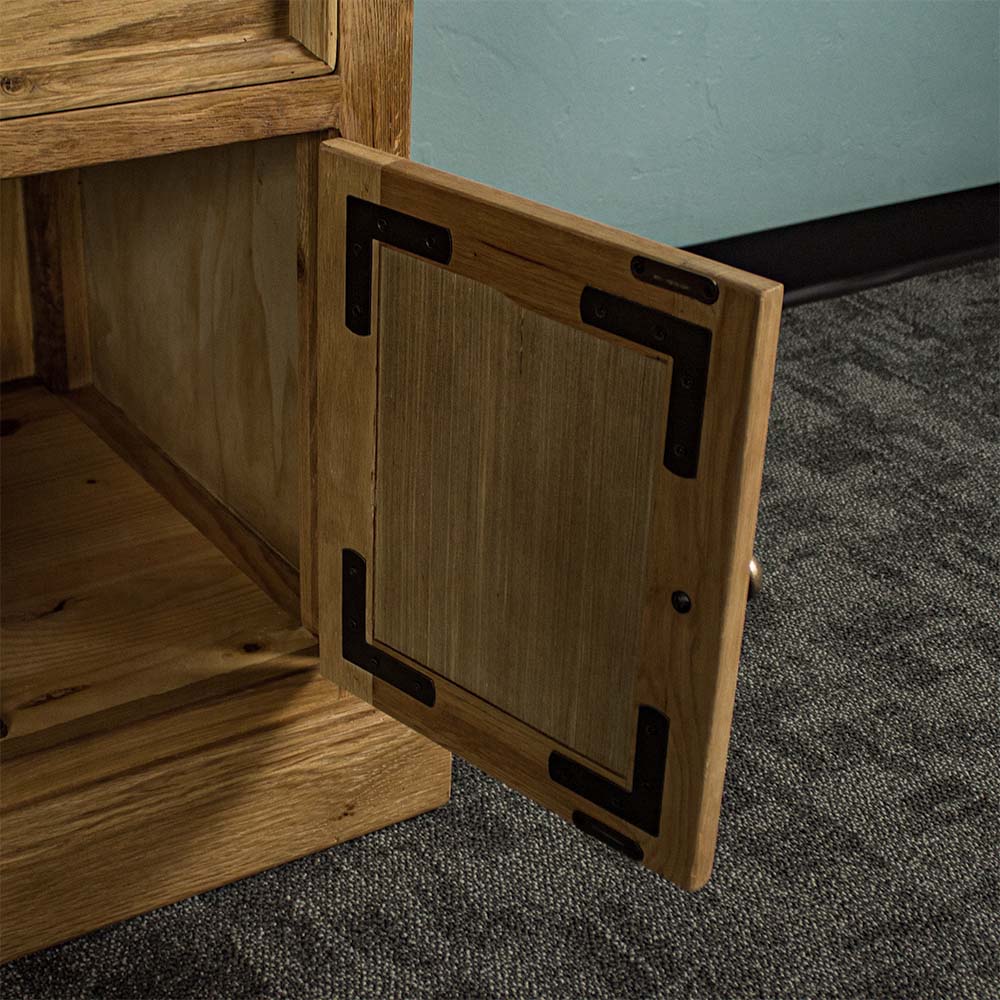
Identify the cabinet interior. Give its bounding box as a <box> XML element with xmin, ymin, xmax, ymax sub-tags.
<box><xmin>0</xmin><ymin>138</ymin><xmax>309</xmax><ymax>757</ymax></box>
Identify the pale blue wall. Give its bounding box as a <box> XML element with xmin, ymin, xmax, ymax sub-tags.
<box><xmin>411</xmin><ymin>1</ymin><xmax>1000</xmax><ymax>246</ymax></box>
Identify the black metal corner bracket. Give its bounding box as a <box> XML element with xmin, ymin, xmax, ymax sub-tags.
<box><xmin>341</xmin><ymin>549</ymin><xmax>436</xmax><ymax>707</ymax></box>
<box><xmin>345</xmin><ymin>196</ymin><xmax>453</xmax><ymax>336</ymax></box>
<box><xmin>580</xmin><ymin>287</ymin><xmax>712</xmax><ymax>478</ymax></box>
<box><xmin>549</xmin><ymin>705</ymin><xmax>669</xmax><ymax>837</ymax></box>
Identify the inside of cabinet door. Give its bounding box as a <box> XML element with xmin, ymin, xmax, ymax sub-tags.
<box><xmin>314</xmin><ymin>138</ymin><xmax>783</xmax><ymax>890</ymax></box>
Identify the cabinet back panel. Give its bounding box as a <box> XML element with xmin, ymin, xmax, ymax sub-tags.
<box><xmin>373</xmin><ymin>249</ymin><xmax>666</xmax><ymax>777</ymax></box>
<box><xmin>81</xmin><ymin>137</ymin><xmax>299</xmax><ymax>564</ymax></box>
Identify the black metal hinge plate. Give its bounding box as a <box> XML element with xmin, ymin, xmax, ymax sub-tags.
<box><xmin>341</xmin><ymin>549</ymin><xmax>436</xmax><ymax>706</ymax></box>
<box><xmin>345</xmin><ymin>196</ymin><xmax>453</xmax><ymax>336</ymax></box>
<box><xmin>549</xmin><ymin>705</ymin><xmax>669</xmax><ymax>837</ymax></box>
<box><xmin>580</xmin><ymin>287</ymin><xmax>712</xmax><ymax>478</ymax></box>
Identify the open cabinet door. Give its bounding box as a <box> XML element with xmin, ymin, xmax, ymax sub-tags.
<box><xmin>315</xmin><ymin>138</ymin><xmax>782</xmax><ymax>890</ymax></box>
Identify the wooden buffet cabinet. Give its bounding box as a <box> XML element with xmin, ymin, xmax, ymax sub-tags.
<box><xmin>0</xmin><ymin>0</ymin><xmax>782</xmax><ymax>963</ymax></box>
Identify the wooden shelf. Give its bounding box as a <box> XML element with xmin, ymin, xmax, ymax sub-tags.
<box><xmin>0</xmin><ymin>36</ymin><xmax>331</xmax><ymax>120</ymax></box>
<box><xmin>0</xmin><ymin>382</ymin><xmax>316</xmax><ymax>756</ymax></box>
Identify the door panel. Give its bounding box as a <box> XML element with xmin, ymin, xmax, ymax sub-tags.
<box><xmin>315</xmin><ymin>138</ymin><xmax>783</xmax><ymax>889</ymax></box>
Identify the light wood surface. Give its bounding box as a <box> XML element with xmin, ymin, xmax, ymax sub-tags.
<box><xmin>21</xmin><ymin>170</ymin><xmax>91</xmax><ymax>391</ymax></box>
<box><xmin>0</xmin><ymin>75</ymin><xmax>341</xmax><ymax>178</ymax></box>
<box><xmin>290</xmin><ymin>0</ymin><xmax>338</xmax><ymax>68</ymax></box>
<box><xmin>0</xmin><ymin>177</ymin><xmax>33</xmax><ymax>381</ymax></box>
<box><xmin>66</xmin><ymin>386</ymin><xmax>301</xmax><ymax>619</ymax></box>
<box><xmin>297</xmin><ymin>0</ymin><xmax>415</xmax><ymax>633</ymax></box>
<box><xmin>0</xmin><ymin>383</ymin><xmax>313</xmax><ymax>757</ymax></box>
<box><xmin>82</xmin><ymin>137</ymin><xmax>300</xmax><ymax>564</ymax></box>
<box><xmin>296</xmin><ymin>133</ymin><xmax>328</xmax><ymax>633</ymax></box>
<box><xmin>0</xmin><ymin>0</ymin><xmax>287</xmax><ymax>68</ymax></box>
<box><xmin>315</xmin><ymin>143</ymin><xmax>396</xmax><ymax>699</ymax></box>
<box><xmin>0</xmin><ymin>37</ymin><xmax>330</xmax><ymax>121</ymax></box>
<box><xmin>339</xmin><ymin>0</ymin><xmax>413</xmax><ymax>155</ymax></box>
<box><xmin>374</xmin><ymin>249</ymin><xmax>666</xmax><ymax>776</ymax></box>
<box><xmin>317</xmin><ymin>139</ymin><xmax>783</xmax><ymax>889</ymax></box>
<box><xmin>0</xmin><ymin>667</ymin><xmax>452</xmax><ymax>963</ymax></box>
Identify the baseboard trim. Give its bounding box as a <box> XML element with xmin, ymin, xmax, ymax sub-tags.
<box><xmin>685</xmin><ymin>184</ymin><xmax>999</xmax><ymax>306</ymax></box>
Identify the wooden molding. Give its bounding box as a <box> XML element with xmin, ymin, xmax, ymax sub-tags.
<box><xmin>290</xmin><ymin>0</ymin><xmax>339</xmax><ymax>69</ymax></box>
<box><xmin>0</xmin><ymin>75</ymin><xmax>342</xmax><ymax>179</ymax></box>
<box><xmin>0</xmin><ymin>37</ymin><xmax>330</xmax><ymax>121</ymax></box>
<box><xmin>0</xmin><ymin>669</ymin><xmax>451</xmax><ymax>962</ymax></box>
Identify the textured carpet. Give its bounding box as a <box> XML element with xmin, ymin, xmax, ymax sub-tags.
<box><xmin>3</xmin><ymin>260</ymin><xmax>998</xmax><ymax>1000</ymax></box>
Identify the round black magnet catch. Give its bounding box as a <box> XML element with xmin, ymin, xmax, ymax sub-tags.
<box><xmin>671</xmin><ymin>591</ymin><xmax>692</xmax><ymax>614</ymax></box>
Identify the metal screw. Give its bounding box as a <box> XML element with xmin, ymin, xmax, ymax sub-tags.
<box><xmin>351</xmin><ymin>242</ymin><xmax>363</xmax><ymax>257</ymax></box>
<box><xmin>594</xmin><ymin>304</ymin><xmax>607</xmax><ymax>320</ymax></box>
<box><xmin>671</xmin><ymin>590</ymin><xmax>692</xmax><ymax>614</ymax></box>
<box><xmin>349</xmin><ymin>618</ymin><xmax>359</xmax><ymax>631</ymax></box>
<box><xmin>632</xmin><ymin>259</ymin><xmax>645</xmax><ymax>276</ymax></box>
<box><xmin>369</xmin><ymin>656</ymin><xmax>379</xmax><ymax>669</ymax></box>
<box><xmin>376</xmin><ymin>217</ymin><xmax>389</xmax><ymax>234</ymax></box>
<box><xmin>424</xmin><ymin>235</ymin><xmax>436</xmax><ymax>251</ymax></box>
<box><xmin>348</xmin><ymin>565</ymin><xmax>359</xmax><ymax>578</ymax></box>
<box><xmin>644</xmin><ymin>722</ymin><xmax>658</xmax><ymax>738</ymax></box>
<box><xmin>653</xmin><ymin>326</ymin><xmax>666</xmax><ymax>343</ymax></box>
<box><xmin>350</xmin><ymin>304</ymin><xmax>363</xmax><ymax>320</ymax></box>
<box><xmin>672</xmin><ymin>443</ymin><xmax>686</xmax><ymax>458</ymax></box>
<box><xmin>679</xmin><ymin>374</ymin><xmax>694</xmax><ymax>390</ymax></box>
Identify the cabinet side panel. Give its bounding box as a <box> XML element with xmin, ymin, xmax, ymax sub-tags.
<box><xmin>81</xmin><ymin>137</ymin><xmax>299</xmax><ymax>564</ymax></box>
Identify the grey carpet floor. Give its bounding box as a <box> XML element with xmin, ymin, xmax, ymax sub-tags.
<box><xmin>3</xmin><ymin>260</ymin><xmax>998</xmax><ymax>1000</ymax></box>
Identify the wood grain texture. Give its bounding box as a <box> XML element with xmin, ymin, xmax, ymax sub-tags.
<box><xmin>82</xmin><ymin>138</ymin><xmax>300</xmax><ymax>564</ymax></box>
<box><xmin>296</xmin><ymin>132</ymin><xmax>332</xmax><ymax>633</ymax></box>
<box><xmin>0</xmin><ymin>0</ymin><xmax>288</xmax><ymax>68</ymax></box>
<box><xmin>21</xmin><ymin>170</ymin><xmax>91</xmax><ymax>391</ymax></box>
<box><xmin>0</xmin><ymin>177</ymin><xmax>33</xmax><ymax>381</ymax></box>
<box><xmin>338</xmin><ymin>0</ymin><xmax>413</xmax><ymax>153</ymax></box>
<box><xmin>290</xmin><ymin>0</ymin><xmax>338</xmax><ymax>68</ymax></box>
<box><xmin>374</xmin><ymin>249</ymin><xmax>666</xmax><ymax>775</ymax></box>
<box><xmin>316</xmin><ymin>139</ymin><xmax>783</xmax><ymax>889</ymax></box>
<box><xmin>0</xmin><ymin>384</ymin><xmax>313</xmax><ymax>758</ymax></box>
<box><xmin>65</xmin><ymin>387</ymin><xmax>301</xmax><ymax>619</ymax></box>
<box><xmin>0</xmin><ymin>37</ymin><xmax>330</xmax><ymax>120</ymax></box>
<box><xmin>315</xmin><ymin>143</ymin><xmax>397</xmax><ymax>701</ymax></box>
<box><xmin>296</xmin><ymin>0</ymin><xmax>414</xmax><ymax>635</ymax></box>
<box><xmin>0</xmin><ymin>75</ymin><xmax>341</xmax><ymax>179</ymax></box>
<box><xmin>0</xmin><ymin>668</ymin><xmax>452</xmax><ymax>963</ymax></box>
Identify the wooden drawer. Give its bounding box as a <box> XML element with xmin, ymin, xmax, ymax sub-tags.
<box><xmin>0</xmin><ymin>0</ymin><xmax>339</xmax><ymax>177</ymax></box>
